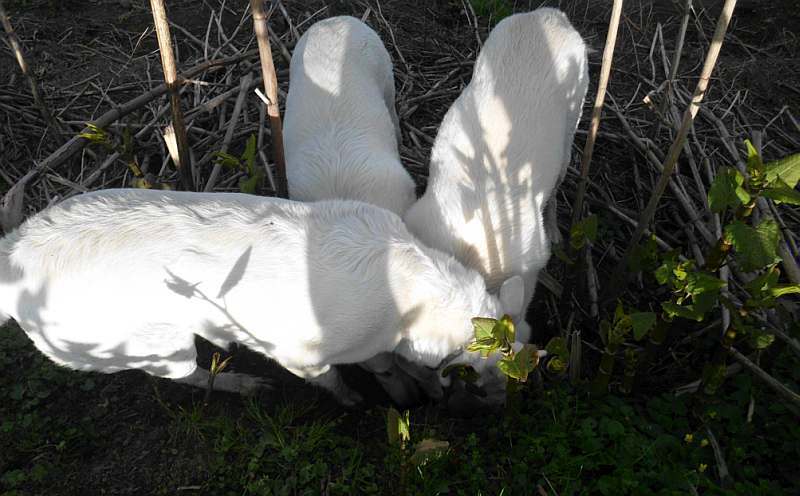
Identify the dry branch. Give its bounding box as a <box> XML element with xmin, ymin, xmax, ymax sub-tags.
<box><xmin>149</xmin><ymin>0</ymin><xmax>194</xmax><ymax>190</ymax></box>
<box><xmin>0</xmin><ymin>0</ymin><xmax>61</xmax><ymax>134</ymax></box>
<box><xmin>0</xmin><ymin>49</ymin><xmax>257</xmax><ymax>230</ymax></box>
<box><xmin>729</xmin><ymin>347</ymin><xmax>800</xmax><ymax>411</ymax></box>
<box><xmin>205</xmin><ymin>73</ymin><xmax>253</xmax><ymax>191</ymax></box>
<box><xmin>250</xmin><ymin>0</ymin><xmax>288</xmax><ymax>198</ymax></box>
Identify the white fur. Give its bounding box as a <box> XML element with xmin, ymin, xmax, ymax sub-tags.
<box><xmin>284</xmin><ymin>16</ymin><xmax>415</xmax><ymax>216</ymax></box>
<box><xmin>0</xmin><ymin>189</ymin><xmax>526</xmax><ymax>404</ymax></box>
<box><xmin>403</xmin><ymin>8</ymin><xmax>589</xmax><ymax>340</ymax></box>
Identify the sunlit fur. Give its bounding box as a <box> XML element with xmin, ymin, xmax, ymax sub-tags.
<box><xmin>284</xmin><ymin>16</ymin><xmax>415</xmax><ymax>216</ymax></box>
<box><xmin>403</xmin><ymin>8</ymin><xmax>589</xmax><ymax>341</ymax></box>
<box><xmin>0</xmin><ymin>189</ymin><xmax>524</xmax><ymax>404</ymax></box>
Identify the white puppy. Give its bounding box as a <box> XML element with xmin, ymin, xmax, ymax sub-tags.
<box><xmin>0</xmin><ymin>189</ymin><xmax>527</xmax><ymax>405</ymax></box>
<box><xmin>404</xmin><ymin>8</ymin><xmax>589</xmax><ymax>342</ymax></box>
<box><xmin>284</xmin><ymin>16</ymin><xmax>415</xmax><ymax>216</ymax></box>
<box><xmin>284</xmin><ymin>16</ymin><xmax>424</xmax><ymax>403</ymax></box>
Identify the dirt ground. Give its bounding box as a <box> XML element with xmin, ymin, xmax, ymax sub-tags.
<box><xmin>1</xmin><ymin>0</ymin><xmax>799</xmax><ymax>494</ymax></box>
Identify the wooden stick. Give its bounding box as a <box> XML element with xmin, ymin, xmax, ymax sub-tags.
<box><xmin>149</xmin><ymin>0</ymin><xmax>194</xmax><ymax>191</ymax></box>
<box><xmin>729</xmin><ymin>347</ymin><xmax>800</xmax><ymax>410</ymax></box>
<box><xmin>0</xmin><ymin>0</ymin><xmax>61</xmax><ymax>133</ymax></box>
<box><xmin>205</xmin><ymin>73</ymin><xmax>253</xmax><ymax>191</ymax></box>
<box><xmin>570</xmin><ymin>0</ymin><xmax>623</xmax><ymax>228</ymax></box>
<box><xmin>606</xmin><ymin>0</ymin><xmax>738</xmax><ymax>302</ymax></box>
<box><xmin>250</xmin><ymin>0</ymin><xmax>287</xmax><ymax>198</ymax></box>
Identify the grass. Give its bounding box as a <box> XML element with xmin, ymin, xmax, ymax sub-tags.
<box><xmin>2</xmin><ymin>321</ymin><xmax>798</xmax><ymax>495</ymax></box>
<box><xmin>469</xmin><ymin>0</ymin><xmax>512</xmax><ymax>23</ymax></box>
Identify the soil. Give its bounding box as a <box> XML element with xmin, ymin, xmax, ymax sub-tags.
<box><xmin>1</xmin><ymin>0</ymin><xmax>799</xmax><ymax>494</ymax></box>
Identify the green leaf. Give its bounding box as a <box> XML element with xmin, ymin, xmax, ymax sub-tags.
<box><xmin>631</xmin><ymin>312</ymin><xmax>657</xmax><ymax>341</ymax></box>
<box><xmin>661</xmin><ymin>301</ymin><xmax>705</xmax><ymax>322</ymax></box>
<box><xmin>241</xmin><ymin>134</ymin><xmax>258</xmax><ymax>175</ymax></box>
<box><xmin>457</xmin><ymin>365</ymin><xmax>480</xmax><ymax>384</ymax></box>
<box><xmin>629</xmin><ymin>235</ymin><xmax>659</xmax><ymax>272</ymax></box>
<box><xmin>763</xmin><ymin>176</ymin><xmax>800</xmax><ymax>205</ymax></box>
<box><xmin>765</xmin><ymin>151</ymin><xmax>800</xmax><ymax>189</ymax></box>
<box><xmin>747</xmin><ymin>329</ymin><xmax>775</xmax><ymax>350</ymax></box>
<box><xmin>691</xmin><ymin>291</ymin><xmax>719</xmax><ymax>317</ymax></box>
<box><xmin>214</xmin><ymin>151</ymin><xmax>241</xmax><ymax>169</ymax></box>
<box><xmin>708</xmin><ymin>167</ymin><xmax>750</xmax><ymax>213</ymax></box>
<box><xmin>386</xmin><ymin>408</ymin><xmax>410</xmax><ymax>447</ymax></box>
<box><xmin>471</xmin><ymin>317</ymin><xmax>497</xmax><ymax>342</ymax></box>
<box><xmin>745</xmin><ymin>266</ymin><xmax>780</xmax><ymax>294</ymax></box>
<box><xmin>768</xmin><ymin>284</ymin><xmax>800</xmax><ymax>298</ymax></box>
<box><xmin>725</xmin><ymin>219</ymin><xmax>781</xmax><ymax>272</ymax></box>
<box><xmin>685</xmin><ymin>272</ymin><xmax>726</xmax><ymax>297</ymax></box>
<box><xmin>497</xmin><ymin>345</ymin><xmax>539</xmax><ymax>382</ymax></box>
<box><xmin>466</xmin><ymin>337</ymin><xmax>499</xmax><ymax>357</ymax></box>
<box><xmin>492</xmin><ymin>315</ymin><xmax>515</xmax><ymax>346</ymax></box>
<box><xmin>239</xmin><ymin>172</ymin><xmax>263</xmax><ymax>194</ymax></box>
<box><xmin>78</xmin><ymin>123</ymin><xmax>111</xmax><ymax>146</ymax></box>
<box><xmin>655</xmin><ymin>261</ymin><xmax>675</xmax><ymax>285</ymax></box>
<box><xmin>744</xmin><ymin>139</ymin><xmax>764</xmax><ymax>178</ymax></box>
<box><xmin>545</xmin><ymin>337</ymin><xmax>568</xmax><ymax>357</ymax></box>
<box><xmin>546</xmin><ymin>357</ymin><xmax>567</xmax><ymax>374</ymax></box>
<box><xmin>570</xmin><ymin>214</ymin><xmax>598</xmax><ymax>250</ymax></box>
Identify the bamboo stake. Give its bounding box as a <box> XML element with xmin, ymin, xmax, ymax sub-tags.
<box><xmin>606</xmin><ymin>0</ymin><xmax>737</xmax><ymax>302</ymax></box>
<box><xmin>149</xmin><ymin>0</ymin><xmax>194</xmax><ymax>190</ymax></box>
<box><xmin>0</xmin><ymin>0</ymin><xmax>61</xmax><ymax>133</ymax></box>
<box><xmin>560</xmin><ymin>0</ymin><xmax>623</xmax><ymax>344</ymax></box>
<box><xmin>570</xmin><ymin>0</ymin><xmax>623</xmax><ymax>228</ymax></box>
<box><xmin>250</xmin><ymin>0</ymin><xmax>288</xmax><ymax>198</ymax></box>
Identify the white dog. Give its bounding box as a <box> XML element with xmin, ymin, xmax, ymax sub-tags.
<box><xmin>284</xmin><ymin>16</ymin><xmax>429</xmax><ymax>404</ymax></box>
<box><xmin>404</xmin><ymin>8</ymin><xmax>589</xmax><ymax>342</ymax></box>
<box><xmin>0</xmin><ymin>189</ymin><xmax>527</xmax><ymax>405</ymax></box>
<box><xmin>284</xmin><ymin>16</ymin><xmax>415</xmax><ymax>216</ymax></box>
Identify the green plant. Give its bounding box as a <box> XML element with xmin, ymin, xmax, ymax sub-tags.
<box><xmin>203</xmin><ymin>351</ymin><xmax>232</xmax><ymax>404</ymax></box>
<box><xmin>213</xmin><ymin>134</ymin><xmax>264</xmax><ymax>194</ymax></box>
<box><xmin>591</xmin><ymin>141</ymin><xmax>800</xmax><ymax>399</ymax></box>
<box><xmin>80</xmin><ymin>123</ymin><xmax>171</xmax><ymax>189</ymax></box>
<box><xmin>469</xmin><ymin>0</ymin><xmax>512</xmax><ymax>23</ymax></box>
<box><xmin>463</xmin><ymin>315</ymin><xmax>541</xmax><ymax>382</ymax></box>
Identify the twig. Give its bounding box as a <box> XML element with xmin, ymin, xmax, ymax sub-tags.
<box><xmin>149</xmin><ymin>0</ymin><xmax>194</xmax><ymax>190</ymax></box>
<box><xmin>250</xmin><ymin>0</ymin><xmax>287</xmax><ymax>198</ymax></box>
<box><xmin>205</xmin><ymin>72</ymin><xmax>253</xmax><ymax>191</ymax></box>
<box><xmin>607</xmin><ymin>0</ymin><xmax>738</xmax><ymax>302</ymax></box>
<box><xmin>705</xmin><ymin>427</ymin><xmax>733</xmax><ymax>487</ymax></box>
<box><xmin>586</xmin><ymin>242</ymin><xmax>599</xmax><ymax>320</ymax></box>
<box><xmin>729</xmin><ymin>347</ymin><xmax>800</xmax><ymax>411</ymax></box>
<box><xmin>461</xmin><ymin>0</ymin><xmax>482</xmax><ymax>49</ymax></box>
<box><xmin>0</xmin><ymin>0</ymin><xmax>62</xmax><ymax>133</ymax></box>
<box><xmin>673</xmin><ymin>363</ymin><xmax>741</xmax><ymax>395</ymax></box>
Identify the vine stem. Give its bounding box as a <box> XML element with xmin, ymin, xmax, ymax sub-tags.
<box><xmin>606</xmin><ymin>0</ymin><xmax>738</xmax><ymax>303</ymax></box>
